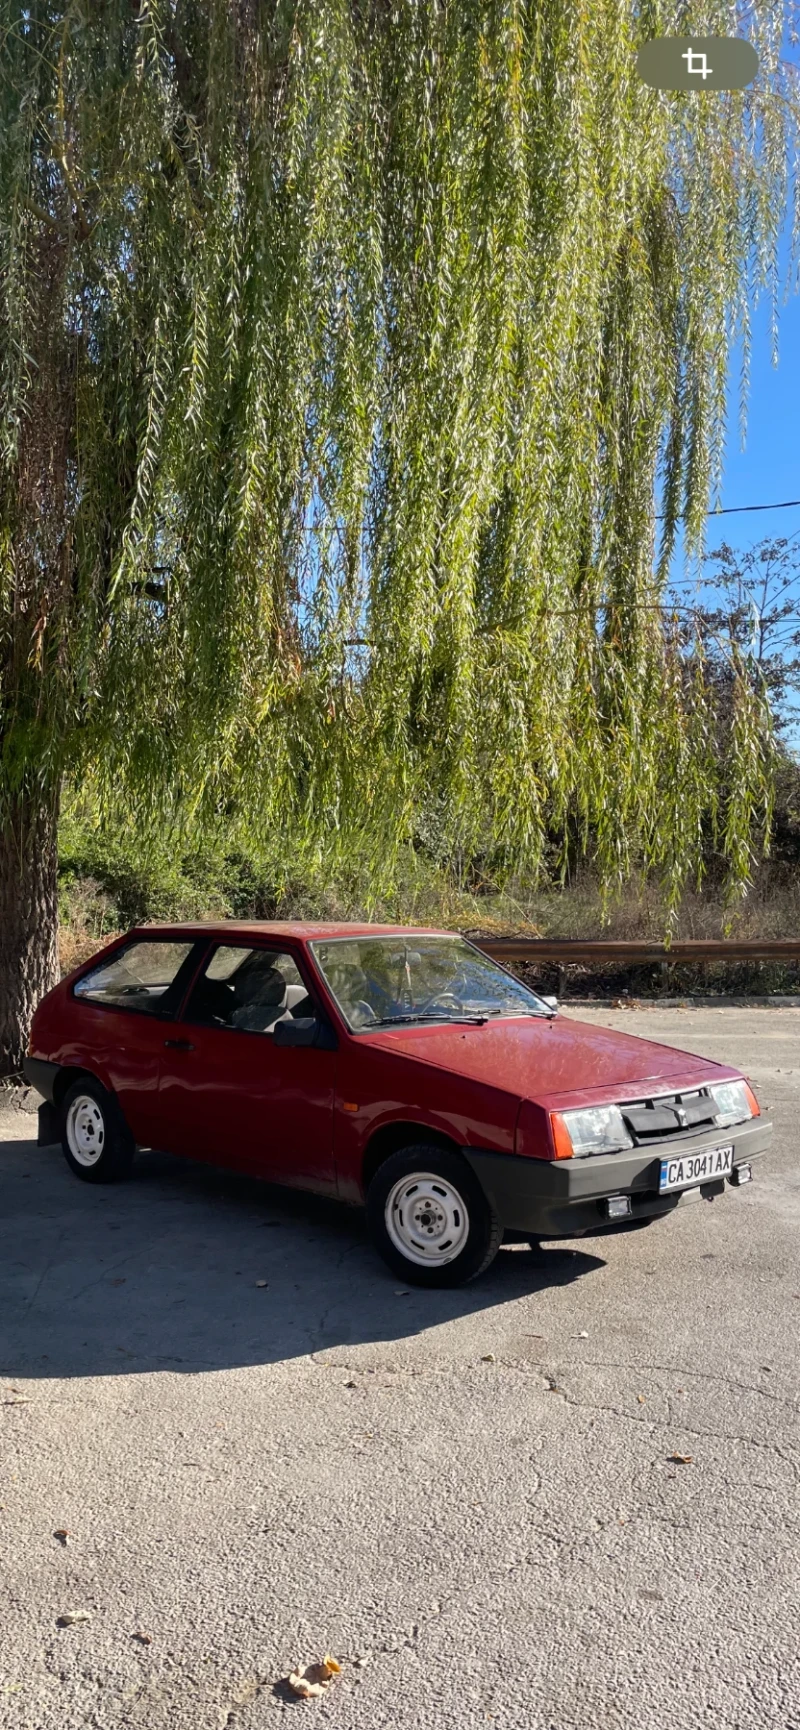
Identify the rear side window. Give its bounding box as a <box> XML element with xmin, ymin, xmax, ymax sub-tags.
<box><xmin>74</xmin><ymin>940</ymin><xmax>195</xmax><ymax>1016</ymax></box>
<box><xmin>184</xmin><ymin>945</ymin><xmax>311</xmax><ymax>1033</ymax></box>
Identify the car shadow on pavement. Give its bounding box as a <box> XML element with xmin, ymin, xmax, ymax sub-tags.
<box><xmin>0</xmin><ymin>1130</ymin><xmax>605</xmax><ymax>1379</ymax></box>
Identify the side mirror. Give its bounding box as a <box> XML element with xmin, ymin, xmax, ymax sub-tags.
<box><xmin>540</xmin><ymin>995</ymin><xmax>559</xmax><ymax>1012</ymax></box>
<box><xmin>273</xmin><ymin>1016</ymin><xmax>337</xmax><ymax>1050</ymax></box>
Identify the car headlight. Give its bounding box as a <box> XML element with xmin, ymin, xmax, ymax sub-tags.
<box><xmin>711</xmin><ymin>1079</ymin><xmax>757</xmax><ymax>1128</ymax></box>
<box><xmin>555</xmin><ymin>1104</ymin><xmax>634</xmax><ymax>1157</ymax></box>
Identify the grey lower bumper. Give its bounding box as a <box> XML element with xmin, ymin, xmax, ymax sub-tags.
<box><xmin>464</xmin><ymin>1116</ymin><xmax>773</xmax><ymax>1237</ymax></box>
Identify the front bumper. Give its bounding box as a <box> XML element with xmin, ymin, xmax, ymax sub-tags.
<box><xmin>464</xmin><ymin>1115</ymin><xmax>772</xmax><ymax>1237</ymax></box>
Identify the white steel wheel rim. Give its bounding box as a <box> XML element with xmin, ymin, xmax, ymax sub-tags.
<box><xmin>385</xmin><ymin>1171</ymin><xmax>470</xmax><ymax>1267</ymax></box>
<box><xmin>66</xmin><ymin>1095</ymin><xmax>106</xmax><ymax>1167</ymax></box>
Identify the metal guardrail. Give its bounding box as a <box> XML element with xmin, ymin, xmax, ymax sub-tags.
<box><xmin>474</xmin><ymin>937</ymin><xmax>800</xmax><ymax>966</ymax></box>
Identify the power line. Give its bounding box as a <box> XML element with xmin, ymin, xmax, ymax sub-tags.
<box><xmin>658</xmin><ymin>497</ymin><xmax>800</xmax><ymax>520</ymax></box>
<box><xmin>295</xmin><ymin>495</ymin><xmax>800</xmax><ymax>530</ymax></box>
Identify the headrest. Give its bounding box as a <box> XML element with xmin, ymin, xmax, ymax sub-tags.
<box><xmin>234</xmin><ymin>965</ymin><xmax>287</xmax><ymax>1007</ymax></box>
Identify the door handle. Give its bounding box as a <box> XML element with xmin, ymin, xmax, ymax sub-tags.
<box><xmin>163</xmin><ymin>1038</ymin><xmax>195</xmax><ymax>1051</ymax></box>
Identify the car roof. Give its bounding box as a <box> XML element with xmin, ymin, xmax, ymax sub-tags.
<box><xmin>130</xmin><ymin>922</ymin><xmax>458</xmax><ymax>942</ymax></box>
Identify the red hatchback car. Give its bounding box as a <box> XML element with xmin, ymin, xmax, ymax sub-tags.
<box><xmin>25</xmin><ymin>922</ymin><xmax>772</xmax><ymax>1286</ymax></box>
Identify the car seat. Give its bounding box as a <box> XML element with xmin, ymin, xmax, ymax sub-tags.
<box><xmin>229</xmin><ymin>964</ymin><xmax>291</xmax><ymax>1032</ymax></box>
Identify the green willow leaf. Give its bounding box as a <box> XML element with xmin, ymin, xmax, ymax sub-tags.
<box><xmin>1</xmin><ymin>0</ymin><xmax>798</xmax><ymax>918</ymax></box>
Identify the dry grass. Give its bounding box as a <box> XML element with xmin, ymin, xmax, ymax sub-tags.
<box><xmin>56</xmin><ymin>859</ymin><xmax>800</xmax><ymax>998</ymax></box>
<box><xmin>58</xmin><ymin>926</ymin><xmax>108</xmax><ymax>977</ymax></box>
<box><xmin>489</xmin><ymin>870</ymin><xmax>800</xmax><ymax>944</ymax></box>
<box><xmin>267</xmin><ymin>865</ymin><xmax>800</xmax><ymax>944</ymax></box>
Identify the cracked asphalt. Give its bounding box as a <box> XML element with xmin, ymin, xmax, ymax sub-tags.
<box><xmin>1</xmin><ymin>1005</ymin><xmax>799</xmax><ymax>1730</ymax></box>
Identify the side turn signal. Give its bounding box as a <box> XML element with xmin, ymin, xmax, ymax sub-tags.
<box><xmin>743</xmin><ymin>1081</ymin><xmax>760</xmax><ymax>1118</ymax></box>
<box><xmin>549</xmin><ymin>1112</ymin><xmax>574</xmax><ymax>1160</ymax></box>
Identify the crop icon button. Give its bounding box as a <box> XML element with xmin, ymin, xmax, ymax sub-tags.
<box><xmin>681</xmin><ymin>46</ymin><xmax>713</xmax><ymax>82</ymax></box>
<box><xmin>636</xmin><ymin>37</ymin><xmax>759</xmax><ymax>92</ymax></box>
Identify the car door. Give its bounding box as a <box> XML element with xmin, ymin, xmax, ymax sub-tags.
<box><xmin>69</xmin><ymin>937</ymin><xmax>207</xmax><ymax>1146</ymax></box>
<box><xmin>156</xmin><ymin>941</ymin><xmax>338</xmax><ymax>1193</ymax></box>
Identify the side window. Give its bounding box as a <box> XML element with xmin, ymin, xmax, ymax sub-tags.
<box><xmin>183</xmin><ymin>945</ymin><xmax>312</xmax><ymax>1034</ymax></box>
<box><xmin>73</xmin><ymin>940</ymin><xmax>195</xmax><ymax>1016</ymax></box>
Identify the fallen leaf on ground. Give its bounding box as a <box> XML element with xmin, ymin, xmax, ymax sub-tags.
<box><xmin>344</xmin><ymin>1380</ymin><xmax>357</xmax><ymax>1389</ymax></box>
<box><xmin>667</xmin><ymin>1453</ymin><xmax>693</xmax><ymax>1465</ymax></box>
<box><xmin>287</xmin><ymin>1657</ymin><xmax>341</xmax><ymax>1698</ymax></box>
<box><xmin>132</xmin><ymin>1631</ymin><xmax>152</xmax><ymax>1645</ymax></box>
<box><xmin>53</xmin><ymin>1529</ymin><xmax>69</xmax><ymax>1545</ymax></box>
<box><xmin>636</xmin><ymin>1395</ymin><xmax>646</xmax><ymax>1405</ymax></box>
<box><xmin>255</xmin><ymin>1281</ymin><xmax>268</xmax><ymax>1288</ymax></box>
<box><xmin>481</xmin><ymin>1353</ymin><xmax>495</xmax><ymax>1363</ymax></box>
<box><xmin>574</xmin><ymin>1330</ymin><xmax>589</xmax><ymax>1339</ymax></box>
<box><xmin>288</xmin><ymin>1673</ymin><xmax>324</xmax><ymax>1699</ymax></box>
<box><xmin>57</xmin><ymin>1609</ymin><xmax>93</xmax><ymax>1626</ymax></box>
<box><xmin>394</xmin><ymin>1289</ymin><xmax>410</xmax><ymax>1296</ymax></box>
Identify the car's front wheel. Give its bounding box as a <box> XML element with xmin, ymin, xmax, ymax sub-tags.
<box><xmin>60</xmin><ymin>1078</ymin><xmax>135</xmax><ymax>1184</ymax></box>
<box><xmin>366</xmin><ymin>1145</ymin><xmax>502</xmax><ymax>1287</ymax></box>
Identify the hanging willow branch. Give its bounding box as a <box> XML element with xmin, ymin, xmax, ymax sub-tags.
<box><xmin>1</xmin><ymin>0</ymin><xmax>799</xmax><ymax>910</ymax></box>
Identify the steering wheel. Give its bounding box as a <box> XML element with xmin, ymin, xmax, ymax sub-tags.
<box><xmin>418</xmin><ymin>990</ymin><xmax>463</xmax><ymax>1015</ymax></box>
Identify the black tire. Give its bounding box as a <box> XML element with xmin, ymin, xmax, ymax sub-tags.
<box><xmin>60</xmin><ymin>1077</ymin><xmax>136</xmax><ymax>1184</ymax></box>
<box><xmin>366</xmin><ymin>1144</ymin><xmax>502</xmax><ymax>1288</ymax></box>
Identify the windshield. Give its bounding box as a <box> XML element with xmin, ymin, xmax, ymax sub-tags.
<box><xmin>309</xmin><ymin>935</ymin><xmax>552</xmax><ymax>1030</ymax></box>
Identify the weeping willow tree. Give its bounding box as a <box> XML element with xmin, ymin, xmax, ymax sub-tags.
<box><xmin>1</xmin><ymin>0</ymin><xmax>799</xmax><ymax>1069</ymax></box>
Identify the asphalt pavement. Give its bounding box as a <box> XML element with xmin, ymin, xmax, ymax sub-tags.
<box><xmin>1</xmin><ymin>1005</ymin><xmax>798</xmax><ymax>1730</ymax></box>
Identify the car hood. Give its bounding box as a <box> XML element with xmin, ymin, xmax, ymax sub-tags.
<box><xmin>362</xmin><ymin>1014</ymin><xmax>736</xmax><ymax>1105</ymax></box>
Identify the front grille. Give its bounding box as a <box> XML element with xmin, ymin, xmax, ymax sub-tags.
<box><xmin>621</xmin><ymin>1087</ymin><xmax>719</xmax><ymax>1144</ymax></box>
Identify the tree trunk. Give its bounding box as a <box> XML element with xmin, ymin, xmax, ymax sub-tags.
<box><xmin>0</xmin><ymin>788</ymin><xmax>60</xmax><ymax>1078</ymax></box>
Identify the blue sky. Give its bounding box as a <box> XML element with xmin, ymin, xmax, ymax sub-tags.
<box><xmin>690</xmin><ymin>265</ymin><xmax>800</xmax><ymax>568</ymax></box>
<box><xmin>670</xmin><ymin>37</ymin><xmax>800</xmax><ymax>586</ymax></box>
<box><xmin>667</xmin><ymin>240</ymin><xmax>800</xmax><ymax>743</ymax></box>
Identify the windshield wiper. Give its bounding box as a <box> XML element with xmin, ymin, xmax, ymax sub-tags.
<box><xmin>367</xmin><ymin>1012</ymin><xmax>489</xmax><ymax>1027</ymax></box>
<box><xmin>364</xmin><ymin>1005</ymin><xmax>555</xmax><ymax>1028</ymax></box>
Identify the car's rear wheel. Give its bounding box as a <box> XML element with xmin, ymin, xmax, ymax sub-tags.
<box><xmin>60</xmin><ymin>1078</ymin><xmax>135</xmax><ymax>1184</ymax></box>
<box><xmin>366</xmin><ymin>1145</ymin><xmax>502</xmax><ymax>1287</ymax></box>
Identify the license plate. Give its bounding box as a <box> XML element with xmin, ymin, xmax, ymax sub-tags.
<box><xmin>659</xmin><ymin>1144</ymin><xmax>734</xmax><ymax>1193</ymax></box>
